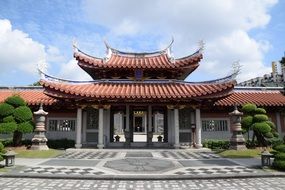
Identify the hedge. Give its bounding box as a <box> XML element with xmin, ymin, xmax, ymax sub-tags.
<box><xmin>203</xmin><ymin>140</ymin><xmax>230</xmax><ymax>150</ymax></box>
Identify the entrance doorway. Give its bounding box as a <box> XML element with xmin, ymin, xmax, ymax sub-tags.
<box><xmin>133</xmin><ymin>111</ymin><xmax>147</xmax><ymax>142</ymax></box>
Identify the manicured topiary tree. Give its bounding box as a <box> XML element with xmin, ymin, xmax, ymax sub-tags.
<box><xmin>0</xmin><ymin>95</ymin><xmax>34</xmax><ymax>146</ymax></box>
<box><xmin>273</xmin><ymin>144</ymin><xmax>285</xmax><ymax>171</ymax></box>
<box><xmin>241</xmin><ymin>103</ymin><xmax>277</xmax><ymax>147</ymax></box>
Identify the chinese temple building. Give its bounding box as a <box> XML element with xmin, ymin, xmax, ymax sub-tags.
<box><xmin>1</xmin><ymin>42</ymin><xmax>285</xmax><ymax>149</ymax></box>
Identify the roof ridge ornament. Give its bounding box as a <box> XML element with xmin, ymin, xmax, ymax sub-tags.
<box><xmin>104</xmin><ymin>40</ymin><xmax>113</xmax><ymax>62</ymax></box>
<box><xmin>198</xmin><ymin>40</ymin><xmax>205</xmax><ymax>53</ymax></box>
<box><xmin>72</xmin><ymin>38</ymin><xmax>79</xmax><ymax>52</ymax></box>
<box><xmin>165</xmin><ymin>37</ymin><xmax>174</xmax><ymax>61</ymax></box>
<box><xmin>37</xmin><ymin>60</ymin><xmax>48</xmax><ymax>80</ymax></box>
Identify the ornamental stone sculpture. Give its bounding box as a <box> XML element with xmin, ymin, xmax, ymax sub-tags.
<box><xmin>229</xmin><ymin>106</ymin><xmax>247</xmax><ymax>150</ymax></box>
<box><xmin>31</xmin><ymin>104</ymin><xmax>49</xmax><ymax>150</ymax></box>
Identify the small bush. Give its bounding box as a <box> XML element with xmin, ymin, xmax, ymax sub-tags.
<box><xmin>203</xmin><ymin>140</ymin><xmax>230</xmax><ymax>150</ymax></box>
<box><xmin>242</xmin><ymin>103</ymin><xmax>257</xmax><ymax>114</ymax></box>
<box><xmin>270</xmin><ymin>138</ymin><xmax>283</xmax><ymax>147</ymax></box>
<box><xmin>0</xmin><ymin>122</ymin><xmax>17</xmax><ymax>134</ymax></box>
<box><xmin>13</xmin><ymin>106</ymin><xmax>33</xmax><ymax>123</ymax></box>
<box><xmin>274</xmin><ymin>144</ymin><xmax>285</xmax><ymax>153</ymax></box>
<box><xmin>0</xmin><ymin>139</ymin><xmax>13</xmax><ymax>147</ymax></box>
<box><xmin>0</xmin><ymin>103</ymin><xmax>14</xmax><ymax>117</ymax></box>
<box><xmin>3</xmin><ymin>115</ymin><xmax>15</xmax><ymax>123</ymax></box>
<box><xmin>252</xmin><ymin>122</ymin><xmax>271</xmax><ymax>134</ymax></box>
<box><xmin>17</xmin><ymin>121</ymin><xmax>34</xmax><ymax>133</ymax></box>
<box><xmin>253</xmin><ymin>114</ymin><xmax>268</xmax><ymax>122</ymax></box>
<box><xmin>5</xmin><ymin>95</ymin><xmax>26</xmax><ymax>107</ymax></box>
<box><xmin>273</xmin><ymin>132</ymin><xmax>279</xmax><ymax>138</ymax></box>
<box><xmin>47</xmin><ymin>139</ymin><xmax>75</xmax><ymax>149</ymax></box>
<box><xmin>275</xmin><ymin>152</ymin><xmax>285</xmax><ymax>160</ymax></box>
<box><xmin>273</xmin><ymin>160</ymin><xmax>285</xmax><ymax>171</ymax></box>
<box><xmin>0</xmin><ymin>142</ymin><xmax>5</xmax><ymax>161</ymax></box>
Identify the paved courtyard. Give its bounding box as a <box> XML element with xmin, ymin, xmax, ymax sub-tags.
<box><xmin>1</xmin><ymin>149</ymin><xmax>274</xmax><ymax>179</ymax></box>
<box><xmin>0</xmin><ymin>177</ymin><xmax>285</xmax><ymax>190</ymax></box>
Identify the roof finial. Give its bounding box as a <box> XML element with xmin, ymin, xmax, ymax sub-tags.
<box><xmin>165</xmin><ymin>37</ymin><xmax>174</xmax><ymax>59</ymax></box>
<box><xmin>104</xmin><ymin>39</ymin><xmax>113</xmax><ymax>61</ymax></box>
<box><xmin>231</xmin><ymin>60</ymin><xmax>242</xmax><ymax>79</ymax></box>
<box><xmin>198</xmin><ymin>40</ymin><xmax>205</xmax><ymax>53</ymax></box>
<box><xmin>72</xmin><ymin>38</ymin><xmax>78</xmax><ymax>52</ymax></box>
<box><xmin>37</xmin><ymin>60</ymin><xmax>48</xmax><ymax>80</ymax></box>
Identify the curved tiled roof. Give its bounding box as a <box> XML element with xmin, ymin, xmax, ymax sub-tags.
<box><xmin>40</xmin><ymin>79</ymin><xmax>235</xmax><ymax>101</ymax></box>
<box><xmin>0</xmin><ymin>88</ymin><xmax>57</xmax><ymax>106</ymax></box>
<box><xmin>74</xmin><ymin>50</ymin><xmax>202</xmax><ymax>70</ymax></box>
<box><xmin>215</xmin><ymin>90</ymin><xmax>285</xmax><ymax>106</ymax></box>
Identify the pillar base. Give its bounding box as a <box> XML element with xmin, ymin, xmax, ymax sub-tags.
<box><xmin>97</xmin><ymin>144</ymin><xmax>104</xmax><ymax>149</ymax></box>
<box><xmin>174</xmin><ymin>144</ymin><xmax>180</xmax><ymax>149</ymax></box>
<box><xmin>75</xmin><ymin>144</ymin><xmax>82</xmax><ymax>149</ymax></box>
<box><xmin>195</xmin><ymin>143</ymin><xmax>203</xmax><ymax>149</ymax></box>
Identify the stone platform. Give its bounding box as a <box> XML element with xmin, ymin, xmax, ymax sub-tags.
<box><xmin>2</xmin><ymin>149</ymin><xmax>283</xmax><ymax>180</ymax></box>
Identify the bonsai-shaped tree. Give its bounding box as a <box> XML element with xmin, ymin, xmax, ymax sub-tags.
<box><xmin>241</xmin><ymin>103</ymin><xmax>278</xmax><ymax>147</ymax></box>
<box><xmin>0</xmin><ymin>95</ymin><xmax>34</xmax><ymax>146</ymax></box>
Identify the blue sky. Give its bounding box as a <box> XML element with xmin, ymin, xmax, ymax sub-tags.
<box><xmin>0</xmin><ymin>0</ymin><xmax>284</xmax><ymax>86</ymax></box>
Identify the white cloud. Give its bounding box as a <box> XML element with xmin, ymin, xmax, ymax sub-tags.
<box><xmin>0</xmin><ymin>19</ymin><xmax>47</xmax><ymax>76</ymax></box>
<box><xmin>58</xmin><ymin>59</ymin><xmax>92</xmax><ymax>81</ymax></box>
<box><xmin>82</xmin><ymin>0</ymin><xmax>278</xmax><ymax>82</ymax></box>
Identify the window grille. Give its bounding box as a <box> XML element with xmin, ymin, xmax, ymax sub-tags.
<box><xmin>202</xmin><ymin>119</ymin><xmax>228</xmax><ymax>132</ymax></box>
<box><xmin>48</xmin><ymin>119</ymin><xmax>76</xmax><ymax>131</ymax></box>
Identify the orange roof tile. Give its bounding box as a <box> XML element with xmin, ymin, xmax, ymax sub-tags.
<box><xmin>0</xmin><ymin>88</ymin><xmax>57</xmax><ymax>106</ymax></box>
<box><xmin>40</xmin><ymin>80</ymin><xmax>235</xmax><ymax>101</ymax></box>
<box><xmin>215</xmin><ymin>90</ymin><xmax>285</xmax><ymax>107</ymax></box>
<box><xmin>74</xmin><ymin>50</ymin><xmax>202</xmax><ymax>70</ymax></box>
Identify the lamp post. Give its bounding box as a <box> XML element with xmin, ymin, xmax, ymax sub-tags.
<box><xmin>191</xmin><ymin>123</ymin><xmax>196</xmax><ymax>148</ymax></box>
<box><xmin>229</xmin><ymin>105</ymin><xmax>246</xmax><ymax>150</ymax></box>
<box><xmin>31</xmin><ymin>104</ymin><xmax>49</xmax><ymax>150</ymax></box>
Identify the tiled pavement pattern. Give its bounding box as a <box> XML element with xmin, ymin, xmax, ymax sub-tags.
<box><xmin>56</xmin><ymin>151</ymin><xmax>119</xmax><ymax>159</ymax></box>
<box><xmin>174</xmin><ymin>166</ymin><xmax>256</xmax><ymax>175</ymax></box>
<box><xmin>159</xmin><ymin>151</ymin><xmax>220</xmax><ymax>159</ymax></box>
<box><xmin>1</xmin><ymin>177</ymin><xmax>285</xmax><ymax>190</ymax></box>
<box><xmin>19</xmin><ymin>166</ymin><xmax>105</xmax><ymax>176</ymax></box>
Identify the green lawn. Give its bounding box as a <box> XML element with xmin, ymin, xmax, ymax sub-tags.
<box><xmin>217</xmin><ymin>149</ymin><xmax>264</xmax><ymax>158</ymax></box>
<box><xmin>11</xmin><ymin>147</ymin><xmax>64</xmax><ymax>158</ymax></box>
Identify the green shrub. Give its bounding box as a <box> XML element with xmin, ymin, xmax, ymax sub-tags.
<box><xmin>0</xmin><ymin>139</ymin><xmax>13</xmax><ymax>147</ymax></box>
<box><xmin>270</xmin><ymin>138</ymin><xmax>283</xmax><ymax>147</ymax></box>
<box><xmin>253</xmin><ymin>114</ymin><xmax>268</xmax><ymax>122</ymax></box>
<box><xmin>273</xmin><ymin>160</ymin><xmax>285</xmax><ymax>171</ymax></box>
<box><xmin>255</xmin><ymin>108</ymin><xmax>266</xmax><ymax>114</ymax></box>
<box><xmin>252</xmin><ymin>122</ymin><xmax>271</xmax><ymax>134</ymax></box>
<box><xmin>17</xmin><ymin>122</ymin><xmax>34</xmax><ymax>133</ymax></box>
<box><xmin>202</xmin><ymin>140</ymin><xmax>230</xmax><ymax>150</ymax></box>
<box><xmin>0</xmin><ymin>122</ymin><xmax>17</xmax><ymax>134</ymax></box>
<box><xmin>242</xmin><ymin>103</ymin><xmax>257</xmax><ymax>114</ymax></box>
<box><xmin>13</xmin><ymin>106</ymin><xmax>33</xmax><ymax>123</ymax></box>
<box><xmin>3</xmin><ymin>115</ymin><xmax>15</xmax><ymax>123</ymax></box>
<box><xmin>0</xmin><ymin>142</ymin><xmax>4</xmax><ymax>161</ymax></box>
<box><xmin>275</xmin><ymin>152</ymin><xmax>285</xmax><ymax>160</ymax></box>
<box><xmin>0</xmin><ymin>103</ymin><xmax>14</xmax><ymax>117</ymax></box>
<box><xmin>5</xmin><ymin>95</ymin><xmax>26</xmax><ymax>107</ymax></box>
<box><xmin>264</xmin><ymin>132</ymin><xmax>273</xmax><ymax>138</ymax></box>
<box><xmin>47</xmin><ymin>139</ymin><xmax>75</xmax><ymax>149</ymax></box>
<box><xmin>241</xmin><ymin>116</ymin><xmax>253</xmax><ymax>130</ymax></box>
<box><xmin>266</xmin><ymin>121</ymin><xmax>276</xmax><ymax>130</ymax></box>
<box><xmin>273</xmin><ymin>132</ymin><xmax>279</xmax><ymax>138</ymax></box>
<box><xmin>274</xmin><ymin>144</ymin><xmax>285</xmax><ymax>153</ymax></box>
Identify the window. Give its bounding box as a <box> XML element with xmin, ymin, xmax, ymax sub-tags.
<box><xmin>48</xmin><ymin>119</ymin><xmax>76</xmax><ymax>131</ymax></box>
<box><xmin>87</xmin><ymin>108</ymin><xmax>98</xmax><ymax>129</ymax></box>
<box><xmin>202</xmin><ymin>119</ymin><xmax>228</xmax><ymax>132</ymax></box>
